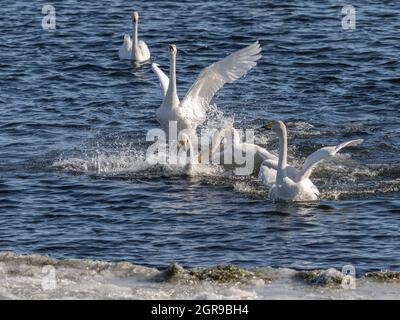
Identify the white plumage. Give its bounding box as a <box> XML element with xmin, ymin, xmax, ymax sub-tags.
<box><xmin>259</xmin><ymin>120</ymin><xmax>363</xmax><ymax>202</ymax></box>
<box><xmin>152</xmin><ymin>41</ymin><xmax>262</xmax><ymax>136</ymax></box>
<box><xmin>118</xmin><ymin>12</ymin><xmax>150</xmax><ymax>62</ymax></box>
<box><xmin>199</xmin><ymin>124</ymin><xmax>277</xmax><ymax>175</ymax></box>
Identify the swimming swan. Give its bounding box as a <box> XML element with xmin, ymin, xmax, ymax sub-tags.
<box><xmin>260</xmin><ymin>120</ymin><xmax>363</xmax><ymax>202</ymax></box>
<box><xmin>118</xmin><ymin>11</ymin><xmax>150</xmax><ymax>62</ymax></box>
<box><xmin>152</xmin><ymin>42</ymin><xmax>262</xmax><ymax>138</ymax></box>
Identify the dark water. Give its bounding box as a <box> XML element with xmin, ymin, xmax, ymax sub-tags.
<box><xmin>0</xmin><ymin>0</ymin><xmax>399</xmax><ymax>275</ymax></box>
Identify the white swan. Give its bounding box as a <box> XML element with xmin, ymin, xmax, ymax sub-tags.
<box><xmin>152</xmin><ymin>41</ymin><xmax>262</xmax><ymax>139</ymax></box>
<box><xmin>260</xmin><ymin>120</ymin><xmax>363</xmax><ymax>202</ymax></box>
<box><xmin>118</xmin><ymin>11</ymin><xmax>150</xmax><ymax>62</ymax></box>
<box><xmin>177</xmin><ymin>132</ymin><xmax>199</xmax><ymax>175</ymax></box>
<box><xmin>199</xmin><ymin>124</ymin><xmax>277</xmax><ymax>175</ymax></box>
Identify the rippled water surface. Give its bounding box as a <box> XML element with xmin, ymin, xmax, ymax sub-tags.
<box><xmin>0</xmin><ymin>0</ymin><xmax>399</xmax><ymax>274</ymax></box>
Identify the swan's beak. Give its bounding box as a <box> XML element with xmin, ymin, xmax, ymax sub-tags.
<box><xmin>197</xmin><ymin>155</ymin><xmax>202</xmax><ymax>163</ymax></box>
<box><xmin>264</xmin><ymin>122</ymin><xmax>273</xmax><ymax>130</ymax></box>
<box><xmin>169</xmin><ymin>44</ymin><xmax>177</xmax><ymax>55</ymax></box>
<box><xmin>132</xmin><ymin>11</ymin><xmax>139</xmax><ymax>23</ymax></box>
<box><xmin>179</xmin><ymin>138</ymin><xmax>188</xmax><ymax>146</ymax></box>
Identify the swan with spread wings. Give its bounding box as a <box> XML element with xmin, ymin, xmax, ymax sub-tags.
<box><xmin>259</xmin><ymin>120</ymin><xmax>363</xmax><ymax>202</ymax></box>
<box><xmin>152</xmin><ymin>42</ymin><xmax>262</xmax><ymax>139</ymax></box>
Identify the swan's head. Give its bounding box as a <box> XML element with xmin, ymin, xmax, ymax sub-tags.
<box><xmin>132</xmin><ymin>11</ymin><xmax>139</xmax><ymax>23</ymax></box>
<box><xmin>265</xmin><ymin>120</ymin><xmax>286</xmax><ymax>135</ymax></box>
<box><xmin>123</xmin><ymin>33</ymin><xmax>131</xmax><ymax>42</ymax></box>
<box><xmin>169</xmin><ymin>44</ymin><xmax>177</xmax><ymax>56</ymax></box>
<box><xmin>179</xmin><ymin>132</ymin><xmax>191</xmax><ymax>148</ymax></box>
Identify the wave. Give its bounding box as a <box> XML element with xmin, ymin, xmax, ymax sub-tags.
<box><xmin>50</xmin><ymin>118</ymin><xmax>399</xmax><ymax>200</ymax></box>
<box><xmin>51</xmin><ymin>147</ymin><xmax>400</xmax><ymax>200</ymax></box>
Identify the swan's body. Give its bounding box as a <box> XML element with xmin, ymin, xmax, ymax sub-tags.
<box><xmin>152</xmin><ymin>42</ymin><xmax>262</xmax><ymax>137</ymax></box>
<box><xmin>260</xmin><ymin>121</ymin><xmax>363</xmax><ymax>202</ymax></box>
<box><xmin>177</xmin><ymin>132</ymin><xmax>202</xmax><ymax>176</ymax></box>
<box><xmin>119</xmin><ymin>12</ymin><xmax>150</xmax><ymax>62</ymax></box>
<box><xmin>258</xmin><ymin>160</ymin><xmax>317</xmax><ymax>195</ymax></box>
<box><xmin>200</xmin><ymin>125</ymin><xmax>277</xmax><ymax>175</ymax></box>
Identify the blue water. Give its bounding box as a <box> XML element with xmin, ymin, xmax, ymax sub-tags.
<box><xmin>0</xmin><ymin>0</ymin><xmax>399</xmax><ymax>274</ymax></box>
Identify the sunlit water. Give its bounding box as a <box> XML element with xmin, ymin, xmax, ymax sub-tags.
<box><xmin>0</xmin><ymin>0</ymin><xmax>399</xmax><ymax>280</ymax></box>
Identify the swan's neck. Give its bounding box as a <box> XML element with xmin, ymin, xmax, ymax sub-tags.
<box><xmin>132</xmin><ymin>21</ymin><xmax>140</xmax><ymax>58</ymax></box>
<box><xmin>230</xmin><ymin>127</ymin><xmax>241</xmax><ymax>148</ymax></box>
<box><xmin>277</xmin><ymin>128</ymin><xmax>288</xmax><ymax>181</ymax></box>
<box><xmin>166</xmin><ymin>53</ymin><xmax>179</xmax><ymax>107</ymax></box>
<box><xmin>186</xmin><ymin>138</ymin><xmax>195</xmax><ymax>163</ymax></box>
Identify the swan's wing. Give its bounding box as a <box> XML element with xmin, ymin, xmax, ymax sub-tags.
<box><xmin>181</xmin><ymin>41</ymin><xmax>262</xmax><ymax>112</ymax></box>
<box><xmin>297</xmin><ymin>139</ymin><xmax>363</xmax><ymax>181</ymax></box>
<box><xmin>259</xmin><ymin>159</ymin><xmax>301</xmax><ymax>180</ymax></box>
<box><xmin>152</xmin><ymin>63</ymin><xmax>169</xmax><ymax>96</ymax></box>
<box><xmin>258</xmin><ymin>164</ymin><xmax>277</xmax><ymax>186</ymax></box>
<box><xmin>259</xmin><ymin>159</ymin><xmax>278</xmax><ymax>171</ymax></box>
<box><xmin>254</xmin><ymin>146</ymin><xmax>278</xmax><ymax>162</ymax></box>
<box><xmin>139</xmin><ymin>40</ymin><xmax>151</xmax><ymax>60</ymax></box>
<box><xmin>118</xmin><ymin>34</ymin><xmax>132</xmax><ymax>60</ymax></box>
<box><xmin>258</xmin><ymin>159</ymin><xmax>279</xmax><ymax>185</ymax></box>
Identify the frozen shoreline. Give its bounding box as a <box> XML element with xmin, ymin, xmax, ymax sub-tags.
<box><xmin>0</xmin><ymin>252</ymin><xmax>399</xmax><ymax>299</ymax></box>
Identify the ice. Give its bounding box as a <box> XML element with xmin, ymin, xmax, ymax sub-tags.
<box><xmin>0</xmin><ymin>252</ymin><xmax>399</xmax><ymax>300</ymax></box>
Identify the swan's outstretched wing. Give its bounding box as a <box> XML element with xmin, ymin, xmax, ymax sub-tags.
<box><xmin>139</xmin><ymin>40</ymin><xmax>151</xmax><ymax>61</ymax></box>
<box><xmin>152</xmin><ymin>63</ymin><xmax>169</xmax><ymax>96</ymax></box>
<box><xmin>182</xmin><ymin>41</ymin><xmax>262</xmax><ymax>112</ymax></box>
<box><xmin>297</xmin><ymin>139</ymin><xmax>363</xmax><ymax>181</ymax></box>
